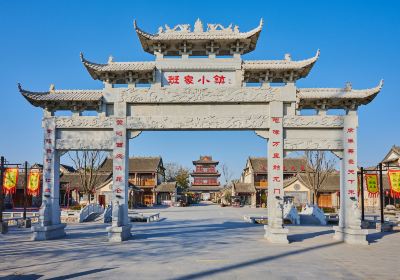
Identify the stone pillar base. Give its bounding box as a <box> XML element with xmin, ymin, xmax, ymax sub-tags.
<box><xmin>0</xmin><ymin>221</ymin><xmax>9</xmax><ymax>234</ymax></box>
<box><xmin>264</xmin><ymin>225</ymin><xmax>289</xmax><ymax>244</ymax></box>
<box><xmin>107</xmin><ymin>224</ymin><xmax>132</xmax><ymax>242</ymax></box>
<box><xmin>18</xmin><ymin>218</ymin><xmax>32</xmax><ymax>228</ymax></box>
<box><xmin>333</xmin><ymin>226</ymin><xmax>368</xmax><ymax>245</ymax></box>
<box><xmin>31</xmin><ymin>223</ymin><xmax>66</xmax><ymax>241</ymax></box>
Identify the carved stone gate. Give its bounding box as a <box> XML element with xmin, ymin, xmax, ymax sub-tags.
<box><xmin>20</xmin><ymin>19</ymin><xmax>382</xmax><ymax>244</ymax></box>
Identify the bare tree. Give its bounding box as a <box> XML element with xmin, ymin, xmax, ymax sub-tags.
<box><xmin>221</xmin><ymin>163</ymin><xmax>233</xmax><ymax>185</ymax></box>
<box><xmin>164</xmin><ymin>162</ymin><xmax>180</xmax><ymax>182</ymax></box>
<box><xmin>68</xmin><ymin>151</ymin><xmax>107</xmax><ymax>203</ymax></box>
<box><xmin>304</xmin><ymin>151</ymin><xmax>336</xmax><ymax>204</ymax></box>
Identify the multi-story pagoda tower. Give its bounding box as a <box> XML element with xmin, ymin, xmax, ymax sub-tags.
<box><xmin>20</xmin><ymin>18</ymin><xmax>382</xmax><ymax>245</ymax></box>
<box><xmin>190</xmin><ymin>156</ymin><xmax>221</xmax><ymax>200</ymax></box>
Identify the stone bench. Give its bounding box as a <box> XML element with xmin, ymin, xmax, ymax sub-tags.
<box><xmin>129</xmin><ymin>213</ymin><xmax>160</xmax><ymax>223</ymax></box>
<box><xmin>4</xmin><ymin>217</ymin><xmax>37</xmax><ymax>227</ymax></box>
<box><xmin>3</xmin><ymin>212</ymin><xmax>39</xmax><ymax>227</ymax></box>
<box><xmin>325</xmin><ymin>213</ymin><xmax>339</xmax><ymax>223</ymax></box>
<box><xmin>145</xmin><ymin>213</ymin><xmax>160</xmax><ymax>223</ymax></box>
<box><xmin>244</xmin><ymin>215</ymin><xmax>268</xmax><ymax>224</ymax></box>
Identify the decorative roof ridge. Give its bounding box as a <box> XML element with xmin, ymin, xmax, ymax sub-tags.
<box><xmin>283</xmin><ymin>175</ymin><xmax>300</xmax><ymax>186</ymax></box>
<box><xmin>134</xmin><ymin>18</ymin><xmax>263</xmax><ymax>38</ymax></box>
<box><xmin>249</xmin><ymin>156</ymin><xmax>306</xmax><ymax>160</ymax></box>
<box><xmin>80</xmin><ymin>52</ymin><xmax>156</xmax><ymax>77</ymax></box>
<box><xmin>158</xmin><ymin>181</ymin><xmax>177</xmax><ymax>184</ymax></box>
<box><xmin>244</xmin><ymin>49</ymin><xmax>320</xmax><ymax>66</ymax></box>
<box><xmin>249</xmin><ymin>156</ymin><xmax>266</xmax><ymax>159</ymax></box>
<box><xmin>298</xmin><ymin>80</ymin><xmax>383</xmax><ymax>96</ymax></box>
<box><xmin>105</xmin><ymin>156</ymin><xmax>162</xmax><ymax>160</ymax></box>
<box><xmin>81</xmin><ymin>52</ymin><xmax>155</xmax><ymax>66</ymax></box>
<box><xmin>130</xmin><ymin>156</ymin><xmax>162</xmax><ymax>159</ymax></box>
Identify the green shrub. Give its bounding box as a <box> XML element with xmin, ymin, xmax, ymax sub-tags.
<box><xmin>322</xmin><ymin>207</ymin><xmax>336</xmax><ymax>213</ymax></box>
<box><xmin>260</xmin><ymin>192</ymin><xmax>267</xmax><ymax>204</ymax></box>
<box><xmin>69</xmin><ymin>205</ymin><xmax>82</xmax><ymax>211</ymax></box>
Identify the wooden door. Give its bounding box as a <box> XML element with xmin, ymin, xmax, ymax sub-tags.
<box><xmin>144</xmin><ymin>195</ymin><xmax>153</xmax><ymax>206</ymax></box>
<box><xmin>98</xmin><ymin>195</ymin><xmax>106</xmax><ymax>207</ymax></box>
<box><xmin>318</xmin><ymin>194</ymin><xmax>332</xmax><ymax>208</ymax></box>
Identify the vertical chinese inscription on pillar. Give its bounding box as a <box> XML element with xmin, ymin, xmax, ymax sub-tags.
<box><xmin>345</xmin><ymin>127</ymin><xmax>357</xmax><ymax>199</ymax></box>
<box><xmin>43</xmin><ymin>122</ymin><xmax>55</xmax><ymax>197</ymax></box>
<box><xmin>269</xmin><ymin>117</ymin><xmax>283</xmax><ymax>197</ymax></box>
<box><xmin>113</xmin><ymin>118</ymin><xmax>125</xmax><ymax>201</ymax></box>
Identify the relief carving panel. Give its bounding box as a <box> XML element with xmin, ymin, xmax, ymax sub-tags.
<box><xmin>54</xmin><ymin>117</ymin><xmax>114</xmax><ymax>128</ymax></box>
<box><xmin>123</xmin><ymin>87</ymin><xmax>279</xmax><ymax>103</ymax></box>
<box><xmin>126</xmin><ymin>115</ymin><xmax>269</xmax><ymax>129</ymax></box>
<box><xmin>56</xmin><ymin>139</ymin><xmax>113</xmax><ymax>151</ymax></box>
<box><xmin>284</xmin><ymin>138</ymin><xmax>343</xmax><ymax>151</ymax></box>
<box><xmin>283</xmin><ymin>116</ymin><xmax>344</xmax><ymax>128</ymax></box>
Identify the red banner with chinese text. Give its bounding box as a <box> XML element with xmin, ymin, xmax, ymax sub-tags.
<box><xmin>3</xmin><ymin>168</ymin><xmax>19</xmax><ymax>195</ymax></box>
<box><xmin>365</xmin><ymin>174</ymin><xmax>379</xmax><ymax>198</ymax></box>
<box><xmin>28</xmin><ymin>170</ymin><xmax>41</xmax><ymax>197</ymax></box>
<box><xmin>388</xmin><ymin>169</ymin><xmax>400</xmax><ymax>198</ymax></box>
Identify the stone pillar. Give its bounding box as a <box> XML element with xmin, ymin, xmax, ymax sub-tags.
<box><xmin>333</xmin><ymin>112</ymin><xmax>368</xmax><ymax>245</ymax></box>
<box><xmin>153</xmin><ymin>189</ymin><xmax>157</xmax><ymax>205</ymax></box>
<box><xmin>106</xmin><ymin>101</ymin><xmax>132</xmax><ymax>242</ymax></box>
<box><xmin>264</xmin><ymin>101</ymin><xmax>289</xmax><ymax>244</ymax></box>
<box><xmin>251</xmin><ymin>192</ymin><xmax>257</xmax><ymax>208</ymax></box>
<box><xmin>32</xmin><ymin>117</ymin><xmax>66</xmax><ymax>241</ymax></box>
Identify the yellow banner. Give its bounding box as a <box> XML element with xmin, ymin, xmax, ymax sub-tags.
<box><xmin>365</xmin><ymin>174</ymin><xmax>379</xmax><ymax>197</ymax></box>
<box><xmin>28</xmin><ymin>170</ymin><xmax>41</xmax><ymax>196</ymax></box>
<box><xmin>388</xmin><ymin>170</ymin><xmax>400</xmax><ymax>198</ymax></box>
<box><xmin>3</xmin><ymin>168</ymin><xmax>18</xmax><ymax>194</ymax></box>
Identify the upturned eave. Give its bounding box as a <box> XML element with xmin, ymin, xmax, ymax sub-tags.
<box><xmin>80</xmin><ymin>53</ymin><xmax>156</xmax><ymax>83</ymax></box>
<box><xmin>243</xmin><ymin>50</ymin><xmax>320</xmax><ymax>83</ymax></box>
<box><xmin>18</xmin><ymin>83</ymin><xmax>103</xmax><ymax>111</ymax></box>
<box><xmin>297</xmin><ymin>80</ymin><xmax>383</xmax><ymax>109</ymax></box>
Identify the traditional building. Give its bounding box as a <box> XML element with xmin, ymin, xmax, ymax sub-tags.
<box><xmin>283</xmin><ymin>173</ymin><xmax>340</xmax><ymax>208</ymax></box>
<box><xmin>189</xmin><ymin>156</ymin><xmax>221</xmax><ymax>200</ymax></box>
<box><xmin>231</xmin><ymin>182</ymin><xmax>256</xmax><ymax>206</ymax></box>
<box><xmin>381</xmin><ymin>145</ymin><xmax>400</xmax><ymax>167</ymax></box>
<box><xmin>155</xmin><ymin>182</ymin><xmax>178</xmax><ymax>205</ymax></box>
<box><xmin>55</xmin><ymin>156</ymin><xmax>166</xmax><ymax>207</ymax></box>
<box><xmin>97</xmin><ymin>156</ymin><xmax>166</xmax><ymax>206</ymax></box>
<box><xmin>59</xmin><ymin>171</ymin><xmax>111</xmax><ymax>207</ymax></box>
<box><xmin>240</xmin><ymin>157</ymin><xmax>307</xmax><ymax>206</ymax></box>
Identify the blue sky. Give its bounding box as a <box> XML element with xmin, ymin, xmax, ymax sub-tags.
<box><xmin>0</xmin><ymin>0</ymin><xmax>399</xmax><ymax>181</ymax></box>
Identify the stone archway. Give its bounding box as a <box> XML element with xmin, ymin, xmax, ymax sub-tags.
<box><xmin>19</xmin><ymin>18</ymin><xmax>382</xmax><ymax>244</ymax></box>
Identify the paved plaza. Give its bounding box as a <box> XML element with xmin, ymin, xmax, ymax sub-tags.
<box><xmin>0</xmin><ymin>204</ymin><xmax>399</xmax><ymax>280</ymax></box>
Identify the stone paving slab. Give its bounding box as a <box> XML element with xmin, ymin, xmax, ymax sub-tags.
<box><xmin>0</xmin><ymin>203</ymin><xmax>399</xmax><ymax>280</ymax></box>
